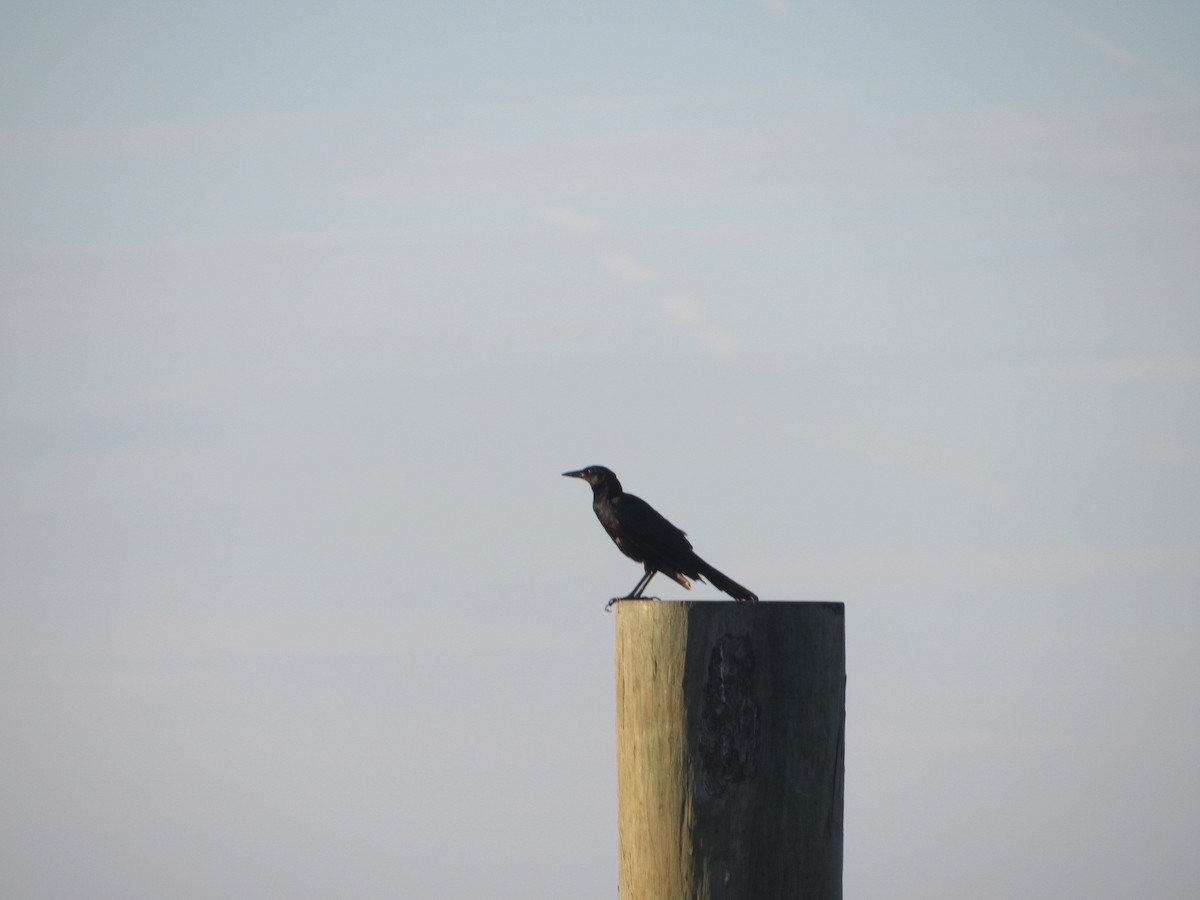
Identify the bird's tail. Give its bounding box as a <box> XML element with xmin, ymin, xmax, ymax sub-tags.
<box><xmin>695</xmin><ymin>558</ymin><xmax>759</xmax><ymax>602</ymax></box>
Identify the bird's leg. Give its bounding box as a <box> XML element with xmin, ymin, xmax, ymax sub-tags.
<box><xmin>606</xmin><ymin>569</ymin><xmax>657</xmax><ymax>611</ymax></box>
<box><xmin>627</xmin><ymin>569</ymin><xmax>656</xmax><ymax>599</ymax></box>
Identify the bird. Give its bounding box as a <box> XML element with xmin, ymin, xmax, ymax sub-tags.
<box><xmin>563</xmin><ymin>465</ymin><xmax>758</xmax><ymax>608</ymax></box>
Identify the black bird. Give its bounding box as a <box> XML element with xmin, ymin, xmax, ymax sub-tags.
<box><xmin>563</xmin><ymin>465</ymin><xmax>758</xmax><ymax>607</ymax></box>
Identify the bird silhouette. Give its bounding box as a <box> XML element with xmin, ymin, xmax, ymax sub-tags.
<box><xmin>563</xmin><ymin>465</ymin><xmax>758</xmax><ymax>608</ymax></box>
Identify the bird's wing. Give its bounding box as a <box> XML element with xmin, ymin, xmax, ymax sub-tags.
<box><xmin>611</xmin><ymin>493</ymin><xmax>694</xmax><ymax>559</ymax></box>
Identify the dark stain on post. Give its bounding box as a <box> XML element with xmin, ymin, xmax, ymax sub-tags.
<box><xmin>698</xmin><ymin>633</ymin><xmax>759</xmax><ymax>796</ymax></box>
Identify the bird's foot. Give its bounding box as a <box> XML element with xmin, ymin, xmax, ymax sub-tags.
<box><xmin>605</xmin><ymin>595</ymin><xmax>661</xmax><ymax>612</ymax></box>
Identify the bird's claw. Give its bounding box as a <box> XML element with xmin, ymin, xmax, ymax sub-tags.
<box><xmin>605</xmin><ymin>595</ymin><xmax>661</xmax><ymax>612</ymax></box>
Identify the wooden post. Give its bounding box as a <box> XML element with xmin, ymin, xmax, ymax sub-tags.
<box><xmin>615</xmin><ymin>600</ymin><xmax>845</xmax><ymax>899</ymax></box>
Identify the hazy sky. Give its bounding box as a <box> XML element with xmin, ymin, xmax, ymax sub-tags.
<box><xmin>2</xmin><ymin>2</ymin><xmax>1198</xmax><ymax>898</ymax></box>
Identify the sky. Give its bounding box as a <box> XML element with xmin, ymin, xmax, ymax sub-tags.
<box><xmin>1</xmin><ymin>1</ymin><xmax>1198</xmax><ymax>897</ymax></box>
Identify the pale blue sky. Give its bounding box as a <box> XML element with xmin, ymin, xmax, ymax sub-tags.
<box><xmin>2</xmin><ymin>2</ymin><xmax>1198</xmax><ymax>898</ymax></box>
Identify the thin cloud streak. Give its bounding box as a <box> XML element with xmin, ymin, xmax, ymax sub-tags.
<box><xmin>540</xmin><ymin>204</ymin><xmax>747</xmax><ymax>356</ymax></box>
<box><xmin>757</xmin><ymin>0</ymin><xmax>793</xmax><ymax>19</ymax></box>
<box><xmin>695</xmin><ymin>326</ymin><xmax>740</xmax><ymax>355</ymax></box>
<box><xmin>661</xmin><ymin>294</ymin><xmax>701</xmax><ymax>326</ymax></box>
<box><xmin>0</xmin><ymin>110</ymin><xmax>351</xmax><ymax>161</ymax></box>
<box><xmin>757</xmin><ymin>543</ymin><xmax>1200</xmax><ymax>590</ymax></box>
<box><xmin>602</xmin><ymin>250</ymin><xmax>655</xmax><ymax>283</ymax></box>
<box><xmin>984</xmin><ymin>355</ymin><xmax>1200</xmax><ymax>384</ymax></box>
<box><xmin>1071</xmin><ymin>25</ymin><xmax>1199</xmax><ymax>101</ymax></box>
<box><xmin>537</xmin><ymin>207</ymin><xmax>747</xmax><ymax>356</ymax></box>
<box><xmin>541</xmin><ymin>205</ymin><xmax>603</xmax><ymax>233</ymax></box>
<box><xmin>658</xmin><ymin>296</ymin><xmax>741</xmax><ymax>355</ymax></box>
<box><xmin>662</xmin><ymin>296</ymin><xmax>734</xmax><ymax>355</ymax></box>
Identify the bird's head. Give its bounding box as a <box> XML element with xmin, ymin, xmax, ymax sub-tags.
<box><xmin>562</xmin><ymin>465</ymin><xmax>622</xmax><ymax>494</ymax></box>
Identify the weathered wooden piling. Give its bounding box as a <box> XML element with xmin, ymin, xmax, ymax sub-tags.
<box><xmin>614</xmin><ymin>600</ymin><xmax>845</xmax><ymax>899</ymax></box>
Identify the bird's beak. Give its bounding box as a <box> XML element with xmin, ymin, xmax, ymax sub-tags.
<box><xmin>562</xmin><ymin>469</ymin><xmax>586</xmax><ymax>479</ymax></box>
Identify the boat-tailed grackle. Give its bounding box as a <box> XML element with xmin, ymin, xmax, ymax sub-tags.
<box><xmin>563</xmin><ymin>465</ymin><xmax>758</xmax><ymax>608</ymax></box>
